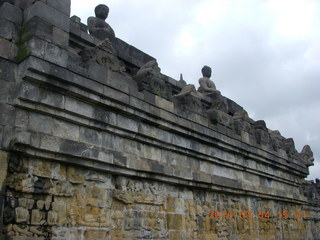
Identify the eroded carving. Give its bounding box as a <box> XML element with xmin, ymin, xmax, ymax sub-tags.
<box><xmin>300</xmin><ymin>145</ymin><xmax>314</xmax><ymax>167</ymax></box>
<box><xmin>79</xmin><ymin>39</ymin><xmax>125</xmax><ymax>73</ymax></box>
<box><xmin>133</xmin><ymin>60</ymin><xmax>172</xmax><ymax>100</ymax></box>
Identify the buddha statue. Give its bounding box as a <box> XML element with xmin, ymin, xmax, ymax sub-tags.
<box><xmin>87</xmin><ymin>4</ymin><xmax>115</xmax><ymax>41</ymax></box>
<box><xmin>198</xmin><ymin>65</ymin><xmax>218</xmax><ymax>95</ymax></box>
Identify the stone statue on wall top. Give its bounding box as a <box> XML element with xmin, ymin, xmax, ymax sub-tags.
<box><xmin>88</xmin><ymin>4</ymin><xmax>115</xmax><ymax>41</ymax></box>
<box><xmin>198</xmin><ymin>65</ymin><xmax>219</xmax><ymax>95</ymax></box>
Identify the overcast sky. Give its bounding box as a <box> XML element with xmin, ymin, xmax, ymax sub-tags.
<box><xmin>71</xmin><ymin>0</ymin><xmax>320</xmax><ymax>180</ymax></box>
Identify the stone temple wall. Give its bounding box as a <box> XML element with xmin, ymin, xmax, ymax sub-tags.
<box><xmin>0</xmin><ymin>0</ymin><xmax>319</xmax><ymax>239</ymax></box>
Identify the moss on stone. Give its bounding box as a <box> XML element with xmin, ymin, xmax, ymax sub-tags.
<box><xmin>14</xmin><ymin>25</ymin><xmax>32</xmax><ymax>62</ymax></box>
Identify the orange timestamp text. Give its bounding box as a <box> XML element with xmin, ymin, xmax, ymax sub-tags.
<box><xmin>209</xmin><ymin>210</ymin><xmax>307</xmax><ymax>220</ymax></box>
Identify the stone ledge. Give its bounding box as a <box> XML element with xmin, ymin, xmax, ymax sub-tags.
<box><xmin>9</xmin><ymin>143</ymin><xmax>309</xmax><ymax>205</ymax></box>
<box><xmin>16</xmin><ymin>66</ymin><xmax>308</xmax><ymax>178</ymax></box>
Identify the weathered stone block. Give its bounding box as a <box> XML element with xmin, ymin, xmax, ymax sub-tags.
<box><xmin>0</xmin><ymin>103</ymin><xmax>15</xmax><ymax>126</ymax></box>
<box><xmin>24</xmin><ymin>16</ymin><xmax>53</xmax><ymax>43</ymax></box>
<box><xmin>155</xmin><ymin>95</ymin><xmax>174</xmax><ymax>112</ymax></box>
<box><xmin>112</xmin><ymin>150</ymin><xmax>127</xmax><ymax>167</ymax></box>
<box><xmin>0</xmin><ymin>59</ymin><xmax>15</xmax><ymax>82</ymax></box>
<box><xmin>29</xmin><ymin>113</ymin><xmax>53</xmax><ymax>134</ymax></box>
<box><xmin>19</xmin><ymin>81</ymin><xmax>40</xmax><ymax>101</ymax></box>
<box><xmin>52</xmin><ymin>27</ymin><xmax>69</xmax><ymax>47</ymax></box>
<box><xmin>0</xmin><ymin>2</ymin><xmax>22</xmax><ymax>25</ymax></box>
<box><xmin>117</xmin><ymin>115</ymin><xmax>138</xmax><ymax>132</ymax></box>
<box><xmin>52</xmin><ymin>119</ymin><xmax>79</xmax><ymax>141</ymax></box>
<box><xmin>39</xmin><ymin>88</ymin><xmax>65</xmax><ymax>108</ymax></box>
<box><xmin>26</xmin><ymin>36</ymin><xmax>46</xmax><ymax>59</ymax></box>
<box><xmin>79</xmin><ymin>127</ymin><xmax>102</xmax><ymax>146</ymax></box>
<box><xmin>46</xmin><ymin>0</ymin><xmax>71</xmax><ymax>16</ymax></box>
<box><xmin>93</xmin><ymin>107</ymin><xmax>117</xmax><ymax>125</ymax></box>
<box><xmin>167</xmin><ymin>214</ymin><xmax>183</xmax><ymax>230</ymax></box>
<box><xmin>104</xmin><ymin>85</ymin><xmax>129</xmax><ymax>104</ymax></box>
<box><xmin>40</xmin><ymin>134</ymin><xmax>60</xmax><ymax>152</ymax></box>
<box><xmin>65</xmin><ymin>97</ymin><xmax>93</xmax><ymax>118</ymax></box>
<box><xmin>44</xmin><ymin>42</ymin><xmax>68</xmax><ymax>67</ymax></box>
<box><xmin>0</xmin><ymin>18</ymin><xmax>15</xmax><ymax>40</ymax></box>
<box><xmin>0</xmin><ymin>38</ymin><xmax>17</xmax><ymax>59</ymax></box>
<box><xmin>24</xmin><ymin>1</ymin><xmax>70</xmax><ymax>32</ymax></box>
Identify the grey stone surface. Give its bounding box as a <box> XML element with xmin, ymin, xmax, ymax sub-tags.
<box><xmin>24</xmin><ymin>1</ymin><xmax>70</xmax><ymax>32</ymax></box>
<box><xmin>0</xmin><ymin>103</ymin><xmax>15</xmax><ymax>126</ymax></box>
<box><xmin>87</xmin><ymin>4</ymin><xmax>115</xmax><ymax>41</ymax></box>
<box><xmin>52</xmin><ymin>27</ymin><xmax>69</xmax><ymax>47</ymax></box>
<box><xmin>65</xmin><ymin>96</ymin><xmax>94</xmax><ymax>118</ymax></box>
<box><xmin>0</xmin><ymin>19</ymin><xmax>15</xmax><ymax>40</ymax></box>
<box><xmin>0</xmin><ymin>2</ymin><xmax>22</xmax><ymax>25</ymax></box>
<box><xmin>47</xmin><ymin>0</ymin><xmax>71</xmax><ymax>16</ymax></box>
<box><xmin>0</xmin><ymin>59</ymin><xmax>15</xmax><ymax>82</ymax></box>
<box><xmin>80</xmin><ymin>127</ymin><xmax>102</xmax><ymax>146</ymax></box>
<box><xmin>44</xmin><ymin>42</ymin><xmax>68</xmax><ymax>67</ymax></box>
<box><xmin>0</xmin><ymin>38</ymin><xmax>17</xmax><ymax>59</ymax></box>
<box><xmin>29</xmin><ymin>113</ymin><xmax>53</xmax><ymax>135</ymax></box>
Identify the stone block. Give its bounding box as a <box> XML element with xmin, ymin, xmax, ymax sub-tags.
<box><xmin>0</xmin><ymin>18</ymin><xmax>15</xmax><ymax>40</ymax></box>
<box><xmin>52</xmin><ymin>119</ymin><xmax>79</xmax><ymax>141</ymax></box>
<box><xmin>0</xmin><ymin>103</ymin><xmax>15</xmax><ymax>126</ymax></box>
<box><xmin>155</xmin><ymin>96</ymin><xmax>174</xmax><ymax>112</ymax></box>
<box><xmin>112</xmin><ymin>150</ymin><xmax>127</xmax><ymax>167</ymax></box>
<box><xmin>1</xmin><ymin>126</ymin><xmax>13</xmax><ymax>148</ymax></box>
<box><xmin>25</xmin><ymin>16</ymin><xmax>53</xmax><ymax>43</ymax></box>
<box><xmin>59</xmin><ymin>139</ymin><xmax>97</xmax><ymax>159</ymax></box>
<box><xmin>0</xmin><ymin>38</ymin><xmax>17</xmax><ymax>59</ymax></box>
<box><xmin>12</xmin><ymin>130</ymin><xmax>31</xmax><ymax>145</ymax></box>
<box><xmin>0</xmin><ymin>59</ymin><xmax>15</xmax><ymax>82</ymax></box>
<box><xmin>79</xmin><ymin>127</ymin><xmax>102</xmax><ymax>146</ymax></box>
<box><xmin>93</xmin><ymin>107</ymin><xmax>117</xmax><ymax>125</ymax></box>
<box><xmin>40</xmin><ymin>134</ymin><xmax>60</xmax><ymax>152</ymax></box>
<box><xmin>65</xmin><ymin>96</ymin><xmax>93</xmax><ymax>118</ymax></box>
<box><xmin>101</xmin><ymin>132</ymin><xmax>116</xmax><ymax>149</ymax></box>
<box><xmin>104</xmin><ymin>85</ymin><xmax>129</xmax><ymax>104</ymax></box>
<box><xmin>19</xmin><ymin>81</ymin><xmax>40</xmax><ymax>101</ymax></box>
<box><xmin>117</xmin><ymin>115</ymin><xmax>138</xmax><ymax>132</ymax></box>
<box><xmin>69</xmin><ymin>20</ymin><xmax>81</xmax><ymax>36</ymax></box>
<box><xmin>46</xmin><ymin>0</ymin><xmax>71</xmax><ymax>16</ymax></box>
<box><xmin>29</xmin><ymin>113</ymin><xmax>53</xmax><ymax>134</ymax></box>
<box><xmin>107</xmin><ymin>72</ymin><xmax>131</xmax><ymax>94</ymax></box>
<box><xmin>149</xmin><ymin>160</ymin><xmax>164</xmax><ymax>174</ymax></box>
<box><xmin>24</xmin><ymin>1</ymin><xmax>70</xmax><ymax>32</ymax></box>
<box><xmin>87</xmin><ymin>62</ymin><xmax>108</xmax><ymax>84</ymax></box>
<box><xmin>0</xmin><ymin>2</ymin><xmax>22</xmax><ymax>24</ymax></box>
<box><xmin>97</xmin><ymin>151</ymin><xmax>113</xmax><ymax>164</ymax></box>
<box><xmin>39</xmin><ymin>88</ymin><xmax>65</xmax><ymax>108</ymax></box>
<box><xmin>26</xmin><ymin>36</ymin><xmax>46</xmax><ymax>59</ymax></box>
<box><xmin>52</xmin><ymin>27</ymin><xmax>69</xmax><ymax>47</ymax></box>
<box><xmin>44</xmin><ymin>42</ymin><xmax>68</xmax><ymax>67</ymax></box>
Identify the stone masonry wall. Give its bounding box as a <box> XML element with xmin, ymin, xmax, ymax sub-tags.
<box><xmin>0</xmin><ymin>0</ymin><xmax>319</xmax><ymax>239</ymax></box>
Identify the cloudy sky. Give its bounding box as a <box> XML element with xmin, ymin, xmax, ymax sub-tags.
<box><xmin>71</xmin><ymin>0</ymin><xmax>320</xmax><ymax>180</ymax></box>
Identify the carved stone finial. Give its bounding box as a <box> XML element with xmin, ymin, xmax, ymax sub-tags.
<box><xmin>300</xmin><ymin>145</ymin><xmax>314</xmax><ymax>167</ymax></box>
<box><xmin>87</xmin><ymin>4</ymin><xmax>115</xmax><ymax>40</ymax></box>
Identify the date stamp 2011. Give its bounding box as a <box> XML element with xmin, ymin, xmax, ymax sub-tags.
<box><xmin>209</xmin><ymin>210</ymin><xmax>307</xmax><ymax>220</ymax></box>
